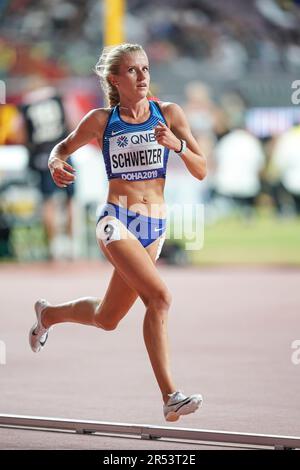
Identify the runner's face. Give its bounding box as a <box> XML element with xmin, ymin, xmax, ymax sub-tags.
<box><xmin>111</xmin><ymin>52</ymin><xmax>150</xmax><ymax>99</ymax></box>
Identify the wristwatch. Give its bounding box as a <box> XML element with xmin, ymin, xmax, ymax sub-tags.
<box><xmin>175</xmin><ymin>139</ymin><xmax>187</xmax><ymax>157</ymax></box>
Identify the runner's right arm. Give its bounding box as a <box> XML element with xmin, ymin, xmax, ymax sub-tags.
<box><xmin>48</xmin><ymin>109</ymin><xmax>107</xmax><ymax>188</ymax></box>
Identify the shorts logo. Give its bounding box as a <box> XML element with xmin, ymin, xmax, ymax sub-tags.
<box><xmin>117</xmin><ymin>135</ymin><xmax>128</xmax><ymax>148</ymax></box>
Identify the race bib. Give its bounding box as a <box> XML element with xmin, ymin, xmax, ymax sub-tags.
<box><xmin>109</xmin><ymin>129</ymin><xmax>165</xmax><ymax>175</ymax></box>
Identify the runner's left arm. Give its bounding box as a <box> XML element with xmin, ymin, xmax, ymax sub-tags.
<box><xmin>154</xmin><ymin>103</ymin><xmax>207</xmax><ymax>180</ymax></box>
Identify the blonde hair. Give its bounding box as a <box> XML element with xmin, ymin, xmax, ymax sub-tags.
<box><xmin>95</xmin><ymin>43</ymin><xmax>152</xmax><ymax>108</ymax></box>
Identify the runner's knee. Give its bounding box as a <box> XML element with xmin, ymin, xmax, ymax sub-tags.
<box><xmin>94</xmin><ymin>303</ymin><xmax>124</xmax><ymax>331</ymax></box>
<box><xmin>94</xmin><ymin>316</ymin><xmax>119</xmax><ymax>331</ymax></box>
<box><xmin>144</xmin><ymin>288</ymin><xmax>172</xmax><ymax>312</ymax></box>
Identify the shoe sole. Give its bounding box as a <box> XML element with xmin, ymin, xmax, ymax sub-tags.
<box><xmin>165</xmin><ymin>397</ymin><xmax>203</xmax><ymax>422</ymax></box>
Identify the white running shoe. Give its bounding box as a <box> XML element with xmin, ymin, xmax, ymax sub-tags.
<box><xmin>29</xmin><ymin>299</ymin><xmax>51</xmax><ymax>353</ymax></box>
<box><xmin>163</xmin><ymin>391</ymin><xmax>203</xmax><ymax>422</ymax></box>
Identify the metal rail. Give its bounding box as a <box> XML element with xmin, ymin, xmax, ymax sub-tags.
<box><xmin>0</xmin><ymin>414</ymin><xmax>299</xmax><ymax>449</ymax></box>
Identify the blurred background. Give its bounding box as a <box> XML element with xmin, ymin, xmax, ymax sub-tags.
<box><xmin>1</xmin><ymin>0</ymin><xmax>300</xmax><ymax>265</ymax></box>
<box><xmin>2</xmin><ymin>3</ymin><xmax>300</xmax><ymax>448</ymax></box>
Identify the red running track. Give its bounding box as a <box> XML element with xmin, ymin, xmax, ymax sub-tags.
<box><xmin>0</xmin><ymin>261</ymin><xmax>299</xmax><ymax>449</ymax></box>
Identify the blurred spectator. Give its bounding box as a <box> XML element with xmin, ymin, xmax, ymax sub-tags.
<box><xmin>183</xmin><ymin>81</ymin><xmax>217</xmax><ymax>136</ymax></box>
<box><xmin>18</xmin><ymin>78</ymin><xmax>76</xmax><ymax>259</ymax></box>
<box><xmin>183</xmin><ymin>81</ymin><xmax>217</xmax><ymax>203</ymax></box>
<box><xmin>218</xmin><ymin>91</ymin><xmax>247</xmax><ymax>134</ymax></box>
<box><xmin>211</xmin><ymin>127</ymin><xmax>265</xmax><ymax>217</ymax></box>
<box><xmin>270</xmin><ymin>125</ymin><xmax>300</xmax><ymax>215</ymax></box>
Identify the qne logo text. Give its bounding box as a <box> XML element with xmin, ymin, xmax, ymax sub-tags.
<box><xmin>125</xmin><ymin>132</ymin><xmax>156</xmax><ymax>145</ymax></box>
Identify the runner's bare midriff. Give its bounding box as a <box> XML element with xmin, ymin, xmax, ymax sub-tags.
<box><xmin>107</xmin><ymin>177</ymin><xmax>167</xmax><ymax>219</ymax></box>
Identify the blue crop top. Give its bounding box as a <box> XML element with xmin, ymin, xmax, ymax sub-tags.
<box><xmin>102</xmin><ymin>100</ymin><xmax>170</xmax><ymax>182</ymax></box>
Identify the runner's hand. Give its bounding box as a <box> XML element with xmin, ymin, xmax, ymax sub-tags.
<box><xmin>48</xmin><ymin>157</ymin><xmax>76</xmax><ymax>188</ymax></box>
<box><xmin>154</xmin><ymin>121</ymin><xmax>182</xmax><ymax>152</ymax></box>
